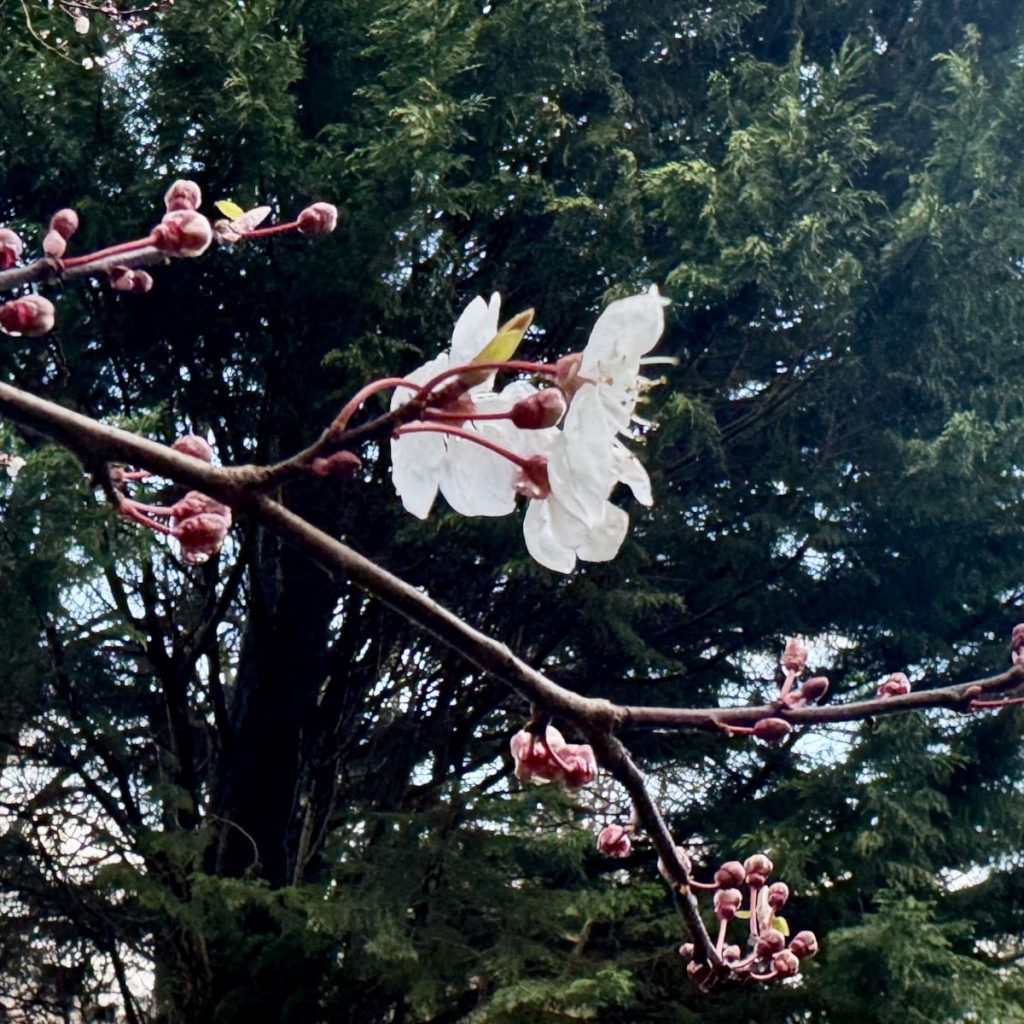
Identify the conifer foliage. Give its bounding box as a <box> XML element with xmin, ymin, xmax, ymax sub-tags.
<box><xmin>1</xmin><ymin>1</ymin><xmax>1024</xmax><ymax>1021</ymax></box>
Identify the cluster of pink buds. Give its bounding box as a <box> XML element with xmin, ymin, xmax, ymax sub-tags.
<box><xmin>0</xmin><ymin>228</ymin><xmax>24</xmax><ymax>269</ymax></box>
<box><xmin>679</xmin><ymin>852</ymin><xmax>817</xmax><ymax>985</ymax></box>
<box><xmin>43</xmin><ymin>209</ymin><xmax>80</xmax><ymax>259</ymax></box>
<box><xmin>509</xmin><ymin>724</ymin><xmax>596</xmax><ymax>787</ymax></box>
<box><xmin>595</xmin><ymin>823</ymin><xmax>633</xmax><ymax>858</ymax></box>
<box><xmin>876</xmin><ymin>672</ymin><xmax>911</xmax><ymax>698</ymax></box>
<box><xmin>0</xmin><ymin>295</ymin><xmax>56</xmax><ymax>337</ymax></box>
<box><xmin>777</xmin><ymin>636</ymin><xmax>829</xmax><ymax>708</ymax></box>
<box><xmin>116</xmin><ymin>434</ymin><xmax>232</xmax><ymax>564</ymax></box>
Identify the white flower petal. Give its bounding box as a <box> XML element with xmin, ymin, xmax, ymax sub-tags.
<box><xmin>450</xmin><ymin>292</ymin><xmax>501</xmax><ymax>365</ymax></box>
<box><xmin>390</xmin><ymin>431</ymin><xmax>445</xmax><ymax>519</ymax></box>
<box><xmin>579</xmin><ymin>292</ymin><xmax>665</xmax><ymax>377</ymax></box>
<box><xmin>439</xmin><ymin>427</ymin><xmax>519</xmax><ymax>517</ymax></box>
<box><xmin>577</xmin><ymin>502</ymin><xmax>629</xmax><ymax>562</ymax></box>
<box><xmin>523</xmin><ymin>499</ymin><xmax>577</xmax><ymax>574</ymax></box>
<box><xmin>611</xmin><ymin>440</ymin><xmax>652</xmax><ymax>506</ymax></box>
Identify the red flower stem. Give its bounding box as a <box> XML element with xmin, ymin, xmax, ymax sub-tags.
<box><xmin>124</xmin><ymin>500</ymin><xmax>178</xmax><ymax>517</ymax></box>
<box><xmin>423</xmin><ymin>409</ymin><xmax>512</xmax><ymax>422</ymax></box>
<box><xmin>120</xmin><ymin>470</ymin><xmax>151</xmax><ymax>480</ymax></box>
<box><xmin>393</xmin><ymin>423</ymin><xmax>533</xmax><ymax>471</ymax></box>
<box><xmin>971</xmin><ymin>695</ymin><xmax>1024</xmax><ymax>708</ymax></box>
<box><xmin>241</xmin><ymin>220</ymin><xmax>300</xmax><ymax>238</ymax></box>
<box><xmin>750</xmin><ymin>970</ymin><xmax>777</xmax><ymax>982</ymax></box>
<box><xmin>689</xmin><ymin>880</ymin><xmax>719</xmax><ymax>890</ymax></box>
<box><xmin>414</xmin><ymin>359</ymin><xmax>558</xmax><ymax>400</ymax></box>
<box><xmin>715</xmin><ymin>918</ymin><xmax>728</xmax><ymax>954</ymax></box>
<box><xmin>118</xmin><ymin>501</ymin><xmax>175</xmax><ymax>536</ymax></box>
<box><xmin>62</xmin><ymin>233</ymin><xmax>159</xmax><ymax>269</ymax></box>
<box><xmin>332</xmin><ymin>377</ymin><xmax>412</xmax><ymax>431</ymax></box>
<box><xmin>748</xmin><ymin>888</ymin><xmax>760</xmax><ymax>939</ymax></box>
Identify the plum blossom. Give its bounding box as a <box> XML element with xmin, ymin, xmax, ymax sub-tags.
<box><xmin>509</xmin><ymin>725</ymin><xmax>596</xmax><ymax>787</ymax></box>
<box><xmin>391</xmin><ymin>294</ymin><xmax>542</xmax><ymax>518</ymax></box>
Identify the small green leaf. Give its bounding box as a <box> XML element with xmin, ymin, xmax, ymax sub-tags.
<box><xmin>215</xmin><ymin>199</ymin><xmax>245</xmax><ymax>220</ymax></box>
<box><xmin>734</xmin><ymin>910</ymin><xmax>751</xmax><ymax>920</ymax></box>
<box><xmin>470</xmin><ymin>309</ymin><xmax>534</xmax><ymax>365</ymax></box>
<box><xmin>772</xmin><ymin>916</ymin><xmax>789</xmax><ymax>936</ymax></box>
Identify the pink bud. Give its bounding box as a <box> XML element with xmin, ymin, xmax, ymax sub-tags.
<box><xmin>767</xmin><ymin>881</ymin><xmax>789</xmax><ymax>909</ymax></box>
<box><xmin>553</xmin><ymin>353</ymin><xmax>584</xmax><ymax>395</ymax></box>
<box><xmin>311</xmin><ymin>451</ymin><xmax>362</xmax><ymax>478</ymax></box>
<box><xmin>510</xmin><ymin>389</ymin><xmax>567</xmax><ymax>429</ymax></box>
<box><xmin>596</xmin><ymin>824</ymin><xmax>631</xmax><ymax>858</ymax></box>
<box><xmin>754</xmin><ymin>929</ymin><xmax>786</xmax><ymax>958</ymax></box>
<box><xmin>164</xmin><ymin>179</ymin><xmax>203</xmax><ymax>213</ymax></box>
<box><xmin>170</xmin><ymin>492</ymin><xmax>231</xmax><ymax>564</ymax></box>
<box><xmin>43</xmin><ymin>229</ymin><xmax>67</xmax><ymax>258</ymax></box>
<box><xmin>789</xmin><ymin>930</ymin><xmax>818</xmax><ymax>959</ymax></box>
<box><xmin>171</xmin><ymin>435</ymin><xmax>214</xmax><ymax>462</ymax></box>
<box><xmin>509</xmin><ymin>725</ymin><xmax>594</xmax><ymax>787</ymax></box>
<box><xmin>0</xmin><ymin>228</ymin><xmax>24</xmax><ymax>269</ymax></box>
<box><xmin>743</xmin><ymin>854</ymin><xmax>773</xmax><ymax>887</ymax></box>
<box><xmin>513</xmin><ymin>455</ymin><xmax>551</xmax><ymax>500</ymax></box>
<box><xmin>678</xmin><ymin>942</ymin><xmax>694</xmax><ymax>962</ymax></box>
<box><xmin>48</xmin><ymin>209</ymin><xmax>79</xmax><ymax>240</ymax></box>
<box><xmin>129</xmin><ymin>270</ymin><xmax>154</xmax><ymax>294</ymax></box>
<box><xmin>781</xmin><ymin>636</ymin><xmax>808</xmax><ymax>672</ymax></box>
<box><xmin>771</xmin><ymin>949</ymin><xmax>800</xmax><ymax>977</ymax></box>
<box><xmin>657</xmin><ymin>845</ymin><xmax>693</xmax><ymax>886</ymax></box>
<box><xmin>0</xmin><ymin>295</ymin><xmax>55</xmax><ymax>337</ymax></box>
<box><xmin>753</xmin><ymin>718</ymin><xmax>791</xmax><ymax>742</ymax></box>
<box><xmin>876</xmin><ymin>672</ymin><xmax>911</xmax><ymax>698</ymax></box>
<box><xmin>297</xmin><ymin>202</ymin><xmax>339</xmax><ymax>237</ymax></box>
<box><xmin>713</xmin><ymin>888</ymin><xmax>743</xmax><ymax>920</ymax></box>
<box><xmin>153</xmin><ymin>210</ymin><xmax>213</xmax><ymax>257</ymax></box>
<box><xmin>722</xmin><ymin>944</ymin><xmax>742</xmax><ymax>962</ymax></box>
<box><xmin>714</xmin><ymin>861</ymin><xmax>746</xmax><ymax>888</ymax></box>
<box><xmin>109</xmin><ymin>266</ymin><xmax>136</xmax><ymax>291</ymax></box>
<box><xmin>798</xmin><ymin>676</ymin><xmax>830</xmax><ymax>703</ymax></box>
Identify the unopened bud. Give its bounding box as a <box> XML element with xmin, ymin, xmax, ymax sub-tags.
<box><xmin>743</xmin><ymin>854</ymin><xmax>773</xmax><ymax>886</ymax></box>
<box><xmin>109</xmin><ymin>266</ymin><xmax>136</xmax><ymax>291</ymax></box>
<box><xmin>771</xmin><ymin>949</ymin><xmax>800</xmax><ymax>978</ymax></box>
<box><xmin>130</xmin><ymin>270</ymin><xmax>154</xmax><ymax>294</ymax></box>
<box><xmin>510</xmin><ymin>388</ymin><xmax>567</xmax><ymax>430</ymax></box>
<box><xmin>1012</xmin><ymin>624</ymin><xmax>1024</xmax><ymax>664</ymax></box>
<box><xmin>754</xmin><ymin>929</ymin><xmax>786</xmax><ymax>958</ymax></box>
<box><xmin>799</xmin><ymin>676</ymin><xmax>830</xmax><ymax>703</ymax></box>
<box><xmin>767</xmin><ymin>881</ymin><xmax>789</xmax><ymax>909</ymax></box>
<box><xmin>0</xmin><ymin>295</ymin><xmax>55</xmax><ymax>337</ymax></box>
<box><xmin>722</xmin><ymin>944</ymin><xmax>742</xmax><ymax>962</ymax></box>
<box><xmin>174</xmin><ymin>511</ymin><xmax>231</xmax><ymax>564</ymax></box>
<box><xmin>678</xmin><ymin>942</ymin><xmax>694</xmax><ymax>962</ymax></box>
<box><xmin>514</xmin><ymin>455</ymin><xmax>551</xmax><ymax>500</ymax></box>
<box><xmin>43</xmin><ymin>230</ymin><xmax>66</xmax><ymax>258</ymax></box>
<box><xmin>595</xmin><ymin>824</ymin><xmax>631</xmax><ymax>858</ymax></box>
<box><xmin>713</xmin><ymin>887</ymin><xmax>743</xmax><ymax>920</ymax></box>
<box><xmin>789</xmin><ymin>930</ymin><xmax>818</xmax><ymax>959</ymax></box>
<box><xmin>876</xmin><ymin>672</ymin><xmax>911</xmax><ymax>698</ymax></box>
<box><xmin>164</xmin><ymin>179</ymin><xmax>203</xmax><ymax>213</ymax></box>
<box><xmin>753</xmin><ymin>717</ymin><xmax>792</xmax><ymax>742</ymax></box>
<box><xmin>171</xmin><ymin>435</ymin><xmax>214</xmax><ymax>462</ymax></box>
<box><xmin>714</xmin><ymin>861</ymin><xmax>746</xmax><ymax>888</ymax></box>
<box><xmin>0</xmin><ymin>228</ymin><xmax>24</xmax><ymax>269</ymax></box>
<box><xmin>49</xmin><ymin>209</ymin><xmax>79</xmax><ymax>240</ymax></box>
<box><xmin>154</xmin><ymin>210</ymin><xmax>213</xmax><ymax>257</ymax></box>
<box><xmin>297</xmin><ymin>202</ymin><xmax>339</xmax><ymax>237</ymax></box>
<box><xmin>311</xmin><ymin>451</ymin><xmax>362</xmax><ymax>478</ymax></box>
<box><xmin>553</xmin><ymin>352</ymin><xmax>584</xmax><ymax>395</ymax></box>
<box><xmin>781</xmin><ymin>636</ymin><xmax>808</xmax><ymax>672</ymax></box>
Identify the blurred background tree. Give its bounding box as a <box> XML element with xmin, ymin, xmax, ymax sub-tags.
<box><xmin>1</xmin><ymin>0</ymin><xmax>1024</xmax><ymax>1020</ymax></box>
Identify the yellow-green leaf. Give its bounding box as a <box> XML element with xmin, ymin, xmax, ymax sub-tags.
<box><xmin>772</xmin><ymin>916</ymin><xmax>789</xmax><ymax>936</ymax></box>
<box><xmin>215</xmin><ymin>200</ymin><xmax>245</xmax><ymax>220</ymax></box>
<box><xmin>471</xmin><ymin>309</ymin><xmax>534</xmax><ymax>365</ymax></box>
<box><xmin>734</xmin><ymin>910</ymin><xmax>751</xmax><ymax>920</ymax></box>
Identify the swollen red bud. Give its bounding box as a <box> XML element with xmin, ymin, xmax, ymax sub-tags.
<box><xmin>297</xmin><ymin>202</ymin><xmax>339</xmax><ymax>237</ymax></box>
<box><xmin>743</xmin><ymin>854</ymin><xmax>773</xmax><ymax>887</ymax></box>
<box><xmin>678</xmin><ymin>942</ymin><xmax>694</xmax><ymax>962</ymax></box>
<box><xmin>753</xmin><ymin>718</ymin><xmax>792</xmax><ymax>742</ymax></box>
<box><xmin>771</xmin><ymin>949</ymin><xmax>800</xmax><ymax>977</ymax></box>
<box><xmin>722</xmin><ymin>944</ymin><xmax>742</xmax><ymax>963</ymax></box>
<box><xmin>781</xmin><ymin>636</ymin><xmax>808</xmax><ymax>672</ymax></box>
<box><xmin>48</xmin><ymin>209</ymin><xmax>79</xmax><ymax>240</ymax></box>
<box><xmin>164</xmin><ymin>179</ymin><xmax>203</xmax><ymax>213</ymax></box>
<box><xmin>109</xmin><ymin>266</ymin><xmax>137</xmax><ymax>291</ymax></box>
<box><xmin>799</xmin><ymin>676</ymin><xmax>830</xmax><ymax>703</ymax></box>
<box><xmin>767</xmin><ymin>881</ymin><xmax>789</xmax><ymax>909</ymax></box>
<box><xmin>876</xmin><ymin>672</ymin><xmax>911</xmax><ymax>698</ymax></box>
<box><xmin>553</xmin><ymin>352</ymin><xmax>584</xmax><ymax>395</ymax></box>
<box><xmin>713</xmin><ymin>887</ymin><xmax>743</xmax><ymax>920</ymax></box>
<box><xmin>0</xmin><ymin>295</ymin><xmax>55</xmax><ymax>336</ymax></box>
<box><xmin>714</xmin><ymin>861</ymin><xmax>746</xmax><ymax>888</ymax></box>
<box><xmin>154</xmin><ymin>210</ymin><xmax>213</xmax><ymax>257</ymax></box>
<box><xmin>754</xmin><ymin>929</ymin><xmax>786</xmax><ymax>958</ymax></box>
<box><xmin>312</xmin><ymin>451</ymin><xmax>363</xmax><ymax>478</ymax></box>
<box><xmin>0</xmin><ymin>228</ymin><xmax>24</xmax><ymax>269</ymax></box>
<box><xmin>789</xmin><ymin>930</ymin><xmax>818</xmax><ymax>959</ymax></box>
<box><xmin>129</xmin><ymin>270</ymin><xmax>154</xmax><ymax>294</ymax></box>
<box><xmin>510</xmin><ymin>388</ymin><xmax>567</xmax><ymax>430</ymax></box>
<box><xmin>42</xmin><ymin>230</ymin><xmax>67</xmax><ymax>258</ymax></box>
<box><xmin>170</xmin><ymin>492</ymin><xmax>231</xmax><ymax>564</ymax></box>
<box><xmin>595</xmin><ymin>824</ymin><xmax>631</xmax><ymax>858</ymax></box>
<box><xmin>171</xmin><ymin>435</ymin><xmax>214</xmax><ymax>462</ymax></box>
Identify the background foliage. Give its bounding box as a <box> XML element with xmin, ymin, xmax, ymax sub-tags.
<box><xmin>1</xmin><ymin>0</ymin><xmax>1024</xmax><ymax>1020</ymax></box>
